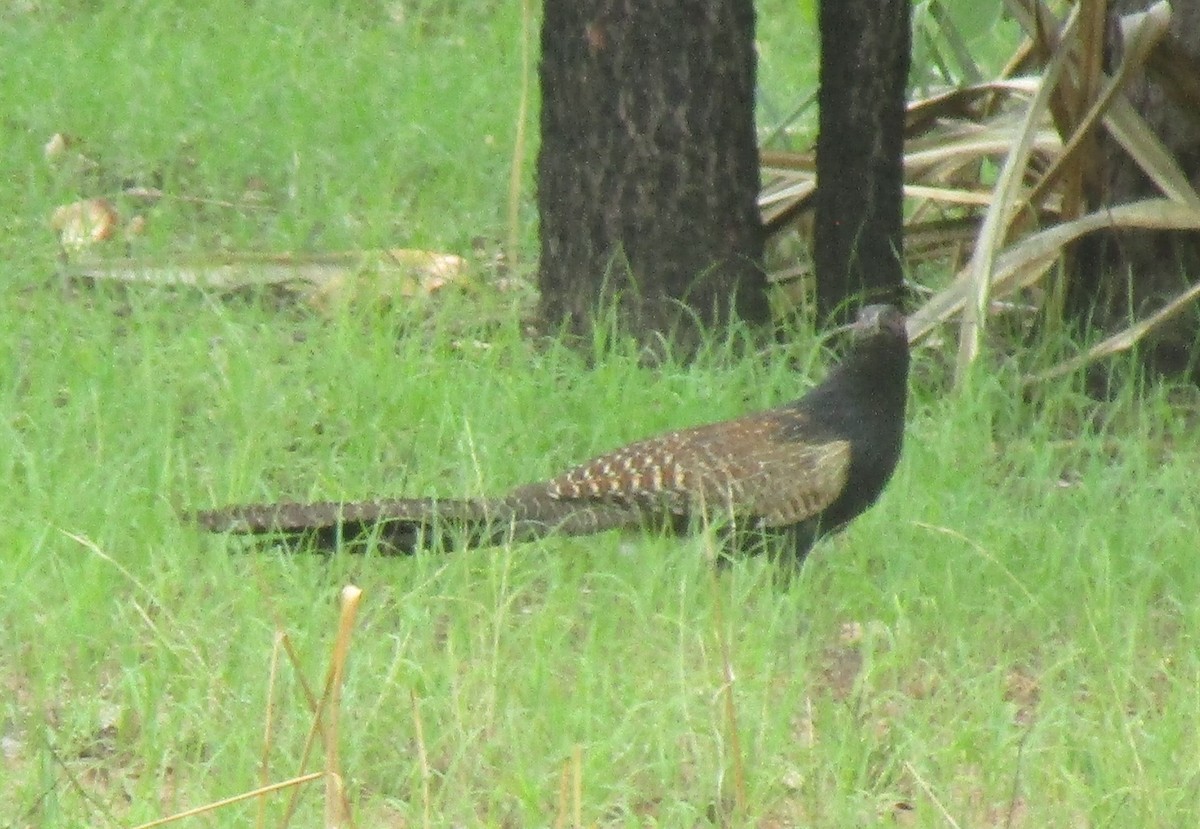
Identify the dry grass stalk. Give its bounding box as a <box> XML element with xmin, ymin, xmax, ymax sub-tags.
<box><xmin>707</xmin><ymin>532</ymin><xmax>747</xmax><ymax>821</ymax></box>
<box><xmin>410</xmin><ymin>690</ymin><xmax>433</xmax><ymax>829</ymax></box>
<box><xmin>119</xmin><ymin>584</ymin><xmax>364</xmax><ymax>829</ymax></box>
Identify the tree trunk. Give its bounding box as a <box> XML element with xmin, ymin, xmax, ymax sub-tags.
<box><xmin>537</xmin><ymin>0</ymin><xmax>768</xmax><ymax>355</ymax></box>
<box><xmin>1070</xmin><ymin>0</ymin><xmax>1200</xmax><ymax>376</ymax></box>
<box><xmin>814</xmin><ymin>0</ymin><xmax>910</xmax><ymax>326</ymax></box>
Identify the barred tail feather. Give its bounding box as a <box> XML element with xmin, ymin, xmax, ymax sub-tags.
<box><xmin>194</xmin><ymin>498</ymin><xmax>496</xmax><ymax>554</ymax></box>
<box><xmin>193</xmin><ymin>492</ymin><xmax>652</xmax><ymax>554</ymax></box>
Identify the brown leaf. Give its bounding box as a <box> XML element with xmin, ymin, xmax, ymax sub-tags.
<box><xmin>50</xmin><ymin>198</ymin><xmax>120</xmax><ymax>250</ymax></box>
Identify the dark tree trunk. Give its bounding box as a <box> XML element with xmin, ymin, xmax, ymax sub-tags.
<box><xmin>1070</xmin><ymin>0</ymin><xmax>1200</xmax><ymax>376</ymax></box>
<box><xmin>814</xmin><ymin>0</ymin><xmax>910</xmax><ymax>326</ymax></box>
<box><xmin>537</xmin><ymin>0</ymin><xmax>769</xmax><ymax>354</ymax></box>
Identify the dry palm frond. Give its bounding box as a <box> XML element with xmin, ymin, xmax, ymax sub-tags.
<box><xmin>764</xmin><ymin>0</ymin><xmax>1198</xmax><ymax>382</ymax></box>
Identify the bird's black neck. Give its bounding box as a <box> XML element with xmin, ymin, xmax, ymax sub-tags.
<box><xmin>802</xmin><ymin>333</ymin><xmax>909</xmax><ymax>426</ymax></box>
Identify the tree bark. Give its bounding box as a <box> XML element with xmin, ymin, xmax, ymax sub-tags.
<box><xmin>814</xmin><ymin>0</ymin><xmax>910</xmax><ymax>325</ymax></box>
<box><xmin>1070</xmin><ymin>0</ymin><xmax>1200</xmax><ymax>376</ymax></box>
<box><xmin>537</xmin><ymin>0</ymin><xmax>768</xmax><ymax>355</ymax></box>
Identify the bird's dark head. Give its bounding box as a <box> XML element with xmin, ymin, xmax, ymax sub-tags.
<box><xmin>804</xmin><ymin>303</ymin><xmax>909</xmax><ymax>408</ymax></box>
<box><xmin>818</xmin><ymin>303</ymin><xmax>909</xmax><ymax>405</ymax></box>
<box><xmin>850</xmin><ymin>304</ymin><xmax>907</xmax><ymax>344</ymax></box>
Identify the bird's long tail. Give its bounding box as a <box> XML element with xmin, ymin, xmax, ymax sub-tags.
<box><xmin>193</xmin><ymin>490</ymin><xmax>652</xmax><ymax>553</ymax></box>
<box><xmin>194</xmin><ymin>498</ymin><xmax>490</xmax><ymax>553</ymax></box>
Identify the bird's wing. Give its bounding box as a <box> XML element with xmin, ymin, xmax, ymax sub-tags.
<box><xmin>727</xmin><ymin>436</ymin><xmax>851</xmax><ymax>527</ymax></box>
<box><xmin>645</xmin><ymin>410</ymin><xmax>849</xmax><ymax>527</ymax></box>
<box><xmin>543</xmin><ymin>410</ymin><xmax>851</xmax><ymax>527</ymax></box>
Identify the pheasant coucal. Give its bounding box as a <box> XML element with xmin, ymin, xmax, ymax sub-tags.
<box><xmin>195</xmin><ymin>304</ymin><xmax>909</xmax><ymax>561</ymax></box>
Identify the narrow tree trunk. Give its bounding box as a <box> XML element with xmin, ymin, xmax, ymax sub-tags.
<box><xmin>814</xmin><ymin>0</ymin><xmax>910</xmax><ymax>326</ymax></box>
<box><xmin>537</xmin><ymin>0</ymin><xmax>768</xmax><ymax>355</ymax></box>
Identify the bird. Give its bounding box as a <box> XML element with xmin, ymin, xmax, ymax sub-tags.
<box><xmin>194</xmin><ymin>304</ymin><xmax>909</xmax><ymax>562</ymax></box>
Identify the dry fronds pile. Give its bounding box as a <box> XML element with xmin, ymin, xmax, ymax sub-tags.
<box><xmin>762</xmin><ymin>0</ymin><xmax>1200</xmax><ymax>382</ymax></box>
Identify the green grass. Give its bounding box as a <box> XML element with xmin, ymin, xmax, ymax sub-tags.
<box><xmin>5</xmin><ymin>2</ymin><xmax>1200</xmax><ymax>826</ymax></box>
